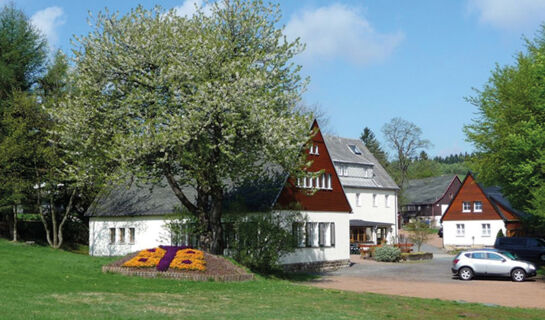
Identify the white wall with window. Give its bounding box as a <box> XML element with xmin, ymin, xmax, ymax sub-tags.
<box><xmin>90</xmin><ymin>216</ymin><xmax>175</xmax><ymax>256</ymax></box>
<box><xmin>280</xmin><ymin>210</ymin><xmax>350</xmax><ymax>265</ymax></box>
<box><xmin>442</xmin><ymin>220</ymin><xmax>506</xmax><ymax>247</ymax></box>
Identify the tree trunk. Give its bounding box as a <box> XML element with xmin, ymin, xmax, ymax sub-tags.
<box><xmin>37</xmin><ymin>186</ymin><xmax>53</xmax><ymax>247</ymax></box>
<box><xmin>50</xmin><ymin>195</ymin><xmax>58</xmax><ymax>248</ymax></box>
<box><xmin>12</xmin><ymin>205</ymin><xmax>17</xmax><ymax>242</ymax></box>
<box><xmin>54</xmin><ymin>188</ymin><xmax>76</xmax><ymax>249</ymax></box>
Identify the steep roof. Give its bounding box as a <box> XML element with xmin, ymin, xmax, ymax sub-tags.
<box><xmin>323</xmin><ymin>135</ymin><xmax>398</xmax><ymax>190</ymax></box>
<box><xmin>441</xmin><ymin>172</ymin><xmax>525</xmax><ymax>223</ymax></box>
<box><xmin>403</xmin><ymin>175</ymin><xmax>460</xmax><ymax>204</ymax></box>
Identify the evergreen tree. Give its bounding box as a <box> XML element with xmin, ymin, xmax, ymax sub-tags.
<box><xmin>360</xmin><ymin>127</ymin><xmax>388</xmax><ymax>168</ymax></box>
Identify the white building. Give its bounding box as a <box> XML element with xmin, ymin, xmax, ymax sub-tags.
<box><xmin>88</xmin><ymin>121</ymin><xmax>398</xmax><ymax>271</ymax></box>
<box><xmin>324</xmin><ymin>136</ymin><xmax>399</xmax><ymax>245</ymax></box>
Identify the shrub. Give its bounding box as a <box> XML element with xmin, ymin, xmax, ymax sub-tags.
<box><xmin>230</xmin><ymin>210</ymin><xmax>303</xmax><ymax>273</ymax></box>
<box><xmin>496</xmin><ymin>229</ymin><xmax>504</xmax><ymax>238</ymax></box>
<box><xmin>373</xmin><ymin>245</ymin><xmax>401</xmax><ymax>262</ymax></box>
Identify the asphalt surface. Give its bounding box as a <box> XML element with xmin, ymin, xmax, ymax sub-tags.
<box><xmin>328</xmin><ymin>254</ymin><xmax>457</xmax><ymax>283</ymax></box>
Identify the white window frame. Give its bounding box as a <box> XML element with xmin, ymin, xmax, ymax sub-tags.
<box><xmin>118</xmin><ymin>228</ymin><xmax>126</xmax><ymax>244</ymax></box>
<box><xmin>474</xmin><ymin>201</ymin><xmax>483</xmax><ymax>213</ymax></box>
<box><xmin>356</xmin><ymin>193</ymin><xmax>362</xmax><ymax>207</ymax></box>
<box><xmin>462</xmin><ymin>202</ymin><xmax>471</xmax><ymax>212</ymax></box>
<box><xmin>482</xmin><ymin>223</ymin><xmax>491</xmax><ymax>237</ymax></box>
<box><xmin>109</xmin><ymin>228</ymin><xmax>116</xmax><ymax>244</ymax></box>
<box><xmin>456</xmin><ymin>224</ymin><xmax>465</xmax><ymax>237</ymax></box>
<box><xmin>309</xmin><ymin>144</ymin><xmax>319</xmax><ymax>155</ymax></box>
<box><xmin>327</xmin><ymin>174</ymin><xmax>332</xmax><ymax>190</ymax></box>
<box><xmin>129</xmin><ymin>227</ymin><xmax>135</xmax><ymax>244</ymax></box>
<box><xmin>385</xmin><ymin>195</ymin><xmax>390</xmax><ymax>208</ymax></box>
<box><xmin>306</xmin><ymin>222</ymin><xmax>319</xmax><ymax>248</ymax></box>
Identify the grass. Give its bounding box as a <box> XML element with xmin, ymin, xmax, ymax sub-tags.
<box><xmin>1</xmin><ymin>239</ymin><xmax>543</xmax><ymax>319</ymax></box>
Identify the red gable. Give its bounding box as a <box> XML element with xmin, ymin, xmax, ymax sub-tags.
<box><xmin>441</xmin><ymin>172</ymin><xmax>520</xmax><ymax>223</ymax></box>
<box><xmin>275</xmin><ymin>120</ymin><xmax>352</xmax><ymax>213</ymax></box>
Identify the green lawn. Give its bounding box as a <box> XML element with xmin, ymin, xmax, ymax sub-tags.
<box><xmin>0</xmin><ymin>239</ymin><xmax>542</xmax><ymax>319</ymax></box>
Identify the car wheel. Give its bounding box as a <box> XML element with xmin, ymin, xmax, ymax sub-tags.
<box><xmin>511</xmin><ymin>268</ymin><xmax>526</xmax><ymax>282</ymax></box>
<box><xmin>458</xmin><ymin>267</ymin><xmax>473</xmax><ymax>281</ymax></box>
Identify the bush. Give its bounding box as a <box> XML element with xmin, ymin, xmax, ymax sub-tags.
<box><xmin>496</xmin><ymin>229</ymin><xmax>504</xmax><ymax>238</ymax></box>
<box><xmin>230</xmin><ymin>210</ymin><xmax>303</xmax><ymax>273</ymax></box>
<box><xmin>373</xmin><ymin>245</ymin><xmax>401</xmax><ymax>262</ymax></box>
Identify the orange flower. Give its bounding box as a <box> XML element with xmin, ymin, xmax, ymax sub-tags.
<box><xmin>122</xmin><ymin>247</ymin><xmax>167</xmax><ymax>268</ymax></box>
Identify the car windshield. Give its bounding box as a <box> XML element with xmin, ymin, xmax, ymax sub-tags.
<box><xmin>499</xmin><ymin>251</ymin><xmax>518</xmax><ymax>260</ymax></box>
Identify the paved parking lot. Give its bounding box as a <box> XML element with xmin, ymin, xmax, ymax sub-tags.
<box><xmin>308</xmin><ymin>254</ymin><xmax>545</xmax><ymax>309</ymax></box>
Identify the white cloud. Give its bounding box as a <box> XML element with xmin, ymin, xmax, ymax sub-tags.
<box><xmin>467</xmin><ymin>0</ymin><xmax>545</xmax><ymax>32</ymax></box>
<box><xmin>285</xmin><ymin>4</ymin><xmax>404</xmax><ymax>66</ymax></box>
<box><xmin>31</xmin><ymin>6</ymin><xmax>66</xmax><ymax>48</ymax></box>
<box><xmin>172</xmin><ymin>0</ymin><xmax>214</xmax><ymax>17</ymax></box>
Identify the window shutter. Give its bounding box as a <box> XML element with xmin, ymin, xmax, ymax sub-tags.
<box><xmin>319</xmin><ymin>223</ymin><xmax>325</xmax><ymax>246</ymax></box>
<box><xmin>306</xmin><ymin>223</ymin><xmax>311</xmax><ymax>247</ymax></box>
<box><xmin>330</xmin><ymin>223</ymin><xmax>335</xmax><ymax>246</ymax></box>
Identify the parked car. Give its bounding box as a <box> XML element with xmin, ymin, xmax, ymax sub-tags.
<box><xmin>494</xmin><ymin>237</ymin><xmax>545</xmax><ymax>263</ymax></box>
<box><xmin>451</xmin><ymin>249</ymin><xmax>537</xmax><ymax>282</ymax></box>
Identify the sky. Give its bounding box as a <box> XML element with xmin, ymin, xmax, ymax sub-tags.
<box><xmin>8</xmin><ymin>0</ymin><xmax>545</xmax><ymax>157</ymax></box>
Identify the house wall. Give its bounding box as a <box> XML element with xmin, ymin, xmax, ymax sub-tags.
<box><xmin>91</xmin><ymin>211</ymin><xmax>351</xmax><ymax>266</ymax></box>
<box><xmin>89</xmin><ymin>216</ymin><xmax>174</xmax><ymax>256</ymax></box>
<box><xmin>280</xmin><ymin>210</ymin><xmax>350</xmax><ymax>265</ymax></box>
<box><xmin>344</xmin><ymin>187</ymin><xmax>397</xmax><ymax>239</ymax></box>
<box><xmin>443</xmin><ymin>219</ymin><xmax>505</xmax><ymax>247</ymax></box>
<box><xmin>433</xmin><ymin>177</ymin><xmax>462</xmax><ymax>217</ymax></box>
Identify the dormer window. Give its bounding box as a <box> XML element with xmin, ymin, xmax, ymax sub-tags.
<box><xmin>348</xmin><ymin>144</ymin><xmax>362</xmax><ymax>155</ymax></box>
<box><xmin>309</xmin><ymin>144</ymin><xmax>319</xmax><ymax>155</ymax></box>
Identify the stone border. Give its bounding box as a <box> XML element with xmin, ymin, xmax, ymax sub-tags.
<box><xmin>401</xmin><ymin>252</ymin><xmax>433</xmax><ymax>261</ymax></box>
<box><xmin>102</xmin><ymin>265</ymin><xmax>254</xmax><ymax>282</ymax></box>
<box><xmin>282</xmin><ymin>259</ymin><xmax>350</xmax><ymax>273</ymax></box>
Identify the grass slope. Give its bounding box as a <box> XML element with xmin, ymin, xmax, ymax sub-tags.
<box><xmin>0</xmin><ymin>239</ymin><xmax>542</xmax><ymax>319</ymax></box>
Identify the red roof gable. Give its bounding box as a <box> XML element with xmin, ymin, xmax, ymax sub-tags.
<box><xmin>275</xmin><ymin>120</ymin><xmax>352</xmax><ymax>213</ymax></box>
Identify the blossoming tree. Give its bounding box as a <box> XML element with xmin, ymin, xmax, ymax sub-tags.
<box><xmin>65</xmin><ymin>0</ymin><xmax>311</xmax><ymax>253</ymax></box>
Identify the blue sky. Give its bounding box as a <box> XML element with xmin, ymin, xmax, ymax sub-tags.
<box><xmin>9</xmin><ymin>0</ymin><xmax>545</xmax><ymax>157</ymax></box>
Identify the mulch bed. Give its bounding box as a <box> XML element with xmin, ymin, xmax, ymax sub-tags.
<box><xmin>103</xmin><ymin>251</ymin><xmax>254</xmax><ymax>282</ymax></box>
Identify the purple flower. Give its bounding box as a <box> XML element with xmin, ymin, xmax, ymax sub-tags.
<box><xmin>186</xmin><ymin>250</ymin><xmax>195</xmax><ymax>254</ymax></box>
<box><xmin>182</xmin><ymin>260</ymin><xmax>192</xmax><ymax>264</ymax></box>
<box><xmin>147</xmin><ymin>248</ymin><xmax>156</xmax><ymax>252</ymax></box>
<box><xmin>156</xmin><ymin>246</ymin><xmax>190</xmax><ymax>271</ymax></box>
<box><xmin>138</xmin><ymin>258</ymin><xmax>148</xmax><ymax>262</ymax></box>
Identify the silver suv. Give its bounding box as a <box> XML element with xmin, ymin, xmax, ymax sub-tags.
<box><xmin>452</xmin><ymin>249</ymin><xmax>537</xmax><ymax>282</ymax></box>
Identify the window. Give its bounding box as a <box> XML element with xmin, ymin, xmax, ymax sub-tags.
<box><xmin>373</xmin><ymin>194</ymin><xmax>377</xmax><ymax>207</ymax></box>
<box><xmin>319</xmin><ymin>223</ymin><xmax>328</xmax><ymax>247</ymax></box>
<box><xmin>292</xmin><ymin>223</ymin><xmax>305</xmax><ymax>248</ymax></box>
<box><xmin>471</xmin><ymin>252</ymin><xmax>486</xmax><ymax>259</ymax></box>
<box><xmin>327</xmin><ymin>173</ymin><xmax>332</xmax><ymax>190</ymax></box>
<box><xmin>356</xmin><ymin>193</ymin><xmax>362</xmax><ymax>207</ymax></box>
<box><xmin>298</xmin><ymin>173</ymin><xmax>332</xmax><ymax>190</ymax></box>
<box><xmin>119</xmin><ymin>228</ymin><xmax>125</xmax><ymax>244</ymax></box>
<box><xmin>129</xmin><ymin>228</ymin><xmax>135</xmax><ymax>244</ymax></box>
<box><xmin>348</xmin><ymin>144</ymin><xmax>362</xmax><ymax>155</ymax></box>
<box><xmin>338</xmin><ymin>164</ymin><xmax>348</xmax><ymax>176</ymax></box>
<box><xmin>306</xmin><ymin>222</ymin><xmax>319</xmax><ymax>247</ymax></box>
<box><xmin>487</xmin><ymin>253</ymin><xmax>504</xmax><ymax>261</ymax></box>
<box><xmin>309</xmin><ymin>144</ymin><xmax>319</xmax><ymax>155</ymax></box>
<box><xmin>330</xmin><ymin>223</ymin><xmax>335</xmax><ymax>247</ymax></box>
<box><xmin>482</xmin><ymin>223</ymin><xmax>491</xmax><ymax>237</ymax></box>
<box><xmin>456</xmin><ymin>224</ymin><xmax>465</xmax><ymax>237</ymax></box>
<box><xmin>474</xmin><ymin>201</ymin><xmax>483</xmax><ymax>212</ymax></box>
<box><xmin>385</xmin><ymin>195</ymin><xmax>390</xmax><ymax>208</ymax></box>
<box><xmin>109</xmin><ymin>228</ymin><xmax>116</xmax><ymax>244</ymax></box>
<box><xmin>366</xmin><ymin>168</ymin><xmax>373</xmax><ymax>178</ymax></box>
<box><xmin>462</xmin><ymin>202</ymin><xmax>471</xmax><ymax>212</ymax></box>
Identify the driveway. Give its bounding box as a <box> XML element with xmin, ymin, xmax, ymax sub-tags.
<box><xmin>307</xmin><ymin>242</ymin><xmax>545</xmax><ymax>309</ymax></box>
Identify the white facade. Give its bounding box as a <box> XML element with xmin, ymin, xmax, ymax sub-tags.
<box><xmin>443</xmin><ymin>219</ymin><xmax>506</xmax><ymax>247</ymax></box>
<box><xmin>89</xmin><ymin>216</ymin><xmax>174</xmax><ymax>256</ymax></box>
<box><xmin>344</xmin><ymin>187</ymin><xmax>398</xmax><ymax>242</ymax></box>
<box><xmin>280</xmin><ymin>210</ymin><xmax>350</xmax><ymax>264</ymax></box>
<box><xmin>90</xmin><ymin>211</ymin><xmax>351</xmax><ymax>264</ymax></box>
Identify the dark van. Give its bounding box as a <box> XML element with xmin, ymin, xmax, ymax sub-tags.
<box><xmin>494</xmin><ymin>237</ymin><xmax>545</xmax><ymax>263</ymax></box>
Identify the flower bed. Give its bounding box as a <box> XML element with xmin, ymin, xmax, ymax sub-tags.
<box><xmin>105</xmin><ymin>249</ymin><xmax>253</xmax><ymax>282</ymax></box>
<box><xmin>122</xmin><ymin>246</ymin><xmax>206</xmax><ymax>272</ymax></box>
